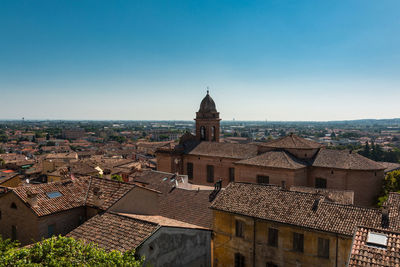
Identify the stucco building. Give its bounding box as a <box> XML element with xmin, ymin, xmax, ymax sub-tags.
<box><xmin>211</xmin><ymin>182</ymin><xmax>400</xmax><ymax>267</ymax></box>
<box><xmin>156</xmin><ymin>92</ymin><xmax>385</xmax><ymax>206</ymax></box>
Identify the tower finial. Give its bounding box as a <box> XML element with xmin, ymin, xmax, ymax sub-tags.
<box><xmin>206</xmin><ymin>86</ymin><xmax>209</xmax><ymax>95</ymax></box>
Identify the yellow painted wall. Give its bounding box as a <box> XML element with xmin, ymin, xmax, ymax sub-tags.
<box><xmin>212</xmin><ymin>210</ymin><xmax>353</xmax><ymax>267</ymax></box>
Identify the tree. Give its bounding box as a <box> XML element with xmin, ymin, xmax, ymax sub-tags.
<box><xmin>111</xmin><ymin>174</ymin><xmax>123</xmax><ymax>182</ymax></box>
<box><xmin>0</xmin><ymin>235</ymin><xmax>143</xmax><ymax>266</ymax></box>
<box><xmin>377</xmin><ymin>170</ymin><xmax>400</xmax><ymax>207</ymax></box>
<box><xmin>359</xmin><ymin>141</ymin><xmax>370</xmax><ymax>158</ymax></box>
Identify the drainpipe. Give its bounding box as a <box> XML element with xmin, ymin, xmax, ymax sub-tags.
<box><xmin>253</xmin><ymin>218</ymin><xmax>256</xmax><ymax>267</ymax></box>
<box><xmin>335</xmin><ymin>234</ymin><xmax>338</xmax><ymax>267</ymax></box>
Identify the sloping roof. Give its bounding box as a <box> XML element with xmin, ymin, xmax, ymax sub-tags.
<box><xmin>132</xmin><ymin>170</ymin><xmax>213</xmax><ymax>229</ymax></box>
<box><xmin>211</xmin><ymin>183</ymin><xmax>391</xmax><ymax>236</ymax></box>
<box><xmin>13</xmin><ymin>179</ymin><xmax>88</xmax><ymax>217</ymax></box>
<box><xmin>236</xmin><ymin>151</ymin><xmax>307</xmax><ymax>169</ymax></box>
<box><xmin>11</xmin><ymin>177</ymin><xmax>136</xmax><ymax>217</ymax></box>
<box><xmin>67</xmin><ymin>212</ymin><xmax>159</xmax><ymax>251</ymax></box>
<box><xmin>84</xmin><ymin>177</ymin><xmax>135</xmax><ymax>210</ymax></box>
<box><xmin>379</xmin><ymin>162</ymin><xmax>400</xmax><ymax>173</ymax></box>
<box><xmin>348</xmin><ymin>226</ymin><xmax>400</xmax><ymax>266</ymax></box>
<box><xmin>188</xmin><ymin>142</ymin><xmax>258</xmax><ymax>159</ymax></box>
<box><xmin>312</xmin><ymin>149</ymin><xmax>385</xmax><ymax>170</ymax></box>
<box><xmin>118</xmin><ymin>213</ymin><xmax>208</xmax><ymax>230</ymax></box>
<box><xmin>261</xmin><ymin>134</ymin><xmax>324</xmax><ymax>149</ymax></box>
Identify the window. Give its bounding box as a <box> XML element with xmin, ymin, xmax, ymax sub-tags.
<box><xmin>257</xmin><ymin>175</ymin><xmax>269</xmax><ymax>184</ymax></box>
<box><xmin>187</xmin><ymin>162</ymin><xmax>193</xmax><ymax>180</ymax></box>
<box><xmin>235</xmin><ymin>220</ymin><xmax>244</xmax><ymax>238</ymax></box>
<box><xmin>200</xmin><ymin>126</ymin><xmax>206</xmax><ymax>141</ymax></box>
<box><xmin>11</xmin><ymin>225</ymin><xmax>17</xmax><ymax>241</ymax></box>
<box><xmin>234</xmin><ymin>253</ymin><xmax>245</xmax><ymax>267</ymax></box>
<box><xmin>229</xmin><ymin>168</ymin><xmax>235</xmax><ymax>182</ymax></box>
<box><xmin>207</xmin><ymin>165</ymin><xmax>214</xmax><ymax>183</ymax></box>
<box><xmin>211</xmin><ymin>126</ymin><xmax>216</xmax><ymax>141</ymax></box>
<box><xmin>268</xmin><ymin>228</ymin><xmax>278</xmax><ymax>247</ymax></box>
<box><xmin>10</xmin><ymin>202</ymin><xmax>17</xmax><ymax>209</ymax></box>
<box><xmin>315</xmin><ymin>178</ymin><xmax>327</xmax><ymax>189</ymax></box>
<box><xmin>318</xmin><ymin>238</ymin><xmax>330</xmax><ymax>258</ymax></box>
<box><xmin>0</xmin><ymin>210</ymin><xmax>2</xmax><ymax>220</ymax></box>
<box><xmin>48</xmin><ymin>224</ymin><xmax>56</xmax><ymax>238</ymax></box>
<box><xmin>293</xmin><ymin>232</ymin><xmax>304</xmax><ymax>252</ymax></box>
<box><xmin>46</xmin><ymin>191</ymin><xmax>62</xmax><ymax>199</ymax></box>
<box><xmin>266</xmin><ymin>263</ymin><xmax>278</xmax><ymax>267</ymax></box>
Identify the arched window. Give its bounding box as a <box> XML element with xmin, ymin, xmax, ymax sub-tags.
<box><xmin>200</xmin><ymin>126</ymin><xmax>206</xmax><ymax>141</ymax></box>
<box><xmin>211</xmin><ymin>126</ymin><xmax>216</xmax><ymax>141</ymax></box>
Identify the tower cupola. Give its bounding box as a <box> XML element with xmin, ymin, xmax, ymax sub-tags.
<box><xmin>195</xmin><ymin>90</ymin><xmax>221</xmax><ymax>142</ymax></box>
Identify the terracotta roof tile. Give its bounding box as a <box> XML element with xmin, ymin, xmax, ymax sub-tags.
<box><xmin>261</xmin><ymin>134</ymin><xmax>324</xmax><ymax>149</ymax></box>
<box><xmin>348</xmin><ymin>226</ymin><xmax>400</xmax><ymax>266</ymax></box>
<box><xmin>211</xmin><ymin>183</ymin><xmax>397</xmax><ymax>236</ymax></box>
<box><xmin>11</xmin><ymin>177</ymin><xmax>135</xmax><ymax>217</ymax></box>
<box><xmin>188</xmin><ymin>142</ymin><xmax>258</xmax><ymax>159</ymax></box>
<box><xmin>236</xmin><ymin>150</ymin><xmax>307</xmax><ymax>169</ymax></box>
<box><xmin>67</xmin><ymin>212</ymin><xmax>159</xmax><ymax>251</ymax></box>
<box><xmin>312</xmin><ymin>149</ymin><xmax>385</xmax><ymax>170</ymax></box>
<box><xmin>132</xmin><ymin>170</ymin><xmax>213</xmax><ymax>228</ymax></box>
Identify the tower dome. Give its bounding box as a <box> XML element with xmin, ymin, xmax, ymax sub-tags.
<box><xmin>199</xmin><ymin>91</ymin><xmax>217</xmax><ymax>113</ymax></box>
<box><xmin>195</xmin><ymin>90</ymin><xmax>221</xmax><ymax>142</ymax></box>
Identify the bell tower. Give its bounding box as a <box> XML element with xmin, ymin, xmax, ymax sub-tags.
<box><xmin>195</xmin><ymin>90</ymin><xmax>221</xmax><ymax>142</ymax></box>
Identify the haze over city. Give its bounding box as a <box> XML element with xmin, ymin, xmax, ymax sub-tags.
<box><xmin>1</xmin><ymin>0</ymin><xmax>399</xmax><ymax>121</ymax></box>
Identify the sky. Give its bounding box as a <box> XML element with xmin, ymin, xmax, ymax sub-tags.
<box><xmin>0</xmin><ymin>0</ymin><xmax>400</xmax><ymax>121</ymax></box>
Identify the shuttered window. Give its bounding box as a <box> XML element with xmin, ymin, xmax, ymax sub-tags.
<box><xmin>318</xmin><ymin>237</ymin><xmax>330</xmax><ymax>258</ymax></box>
<box><xmin>207</xmin><ymin>165</ymin><xmax>214</xmax><ymax>183</ymax></box>
<box><xmin>187</xmin><ymin>162</ymin><xmax>193</xmax><ymax>179</ymax></box>
<box><xmin>293</xmin><ymin>232</ymin><xmax>304</xmax><ymax>252</ymax></box>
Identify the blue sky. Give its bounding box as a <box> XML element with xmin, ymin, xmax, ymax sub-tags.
<box><xmin>1</xmin><ymin>0</ymin><xmax>399</xmax><ymax>121</ymax></box>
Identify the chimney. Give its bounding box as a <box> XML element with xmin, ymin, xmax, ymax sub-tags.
<box><xmin>281</xmin><ymin>181</ymin><xmax>286</xmax><ymax>190</ymax></box>
<box><xmin>92</xmin><ymin>186</ymin><xmax>104</xmax><ymax>207</ymax></box>
<box><xmin>26</xmin><ymin>190</ymin><xmax>38</xmax><ymax>207</ymax></box>
<box><xmin>381</xmin><ymin>206</ymin><xmax>389</xmax><ymax>228</ymax></box>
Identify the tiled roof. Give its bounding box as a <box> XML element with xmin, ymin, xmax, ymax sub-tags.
<box><xmin>132</xmin><ymin>170</ymin><xmax>213</xmax><ymax>229</ymax></box>
<box><xmin>348</xmin><ymin>226</ymin><xmax>400</xmax><ymax>266</ymax></box>
<box><xmin>84</xmin><ymin>177</ymin><xmax>135</xmax><ymax>210</ymax></box>
<box><xmin>236</xmin><ymin>151</ymin><xmax>307</xmax><ymax>169</ymax></box>
<box><xmin>211</xmin><ymin>183</ymin><xmax>394</xmax><ymax>236</ymax></box>
<box><xmin>261</xmin><ymin>134</ymin><xmax>324</xmax><ymax>149</ymax></box>
<box><xmin>11</xmin><ymin>177</ymin><xmax>135</xmax><ymax>217</ymax></box>
<box><xmin>118</xmin><ymin>213</ymin><xmax>208</xmax><ymax>230</ymax></box>
<box><xmin>67</xmin><ymin>212</ymin><xmax>159</xmax><ymax>251</ymax></box>
<box><xmin>312</xmin><ymin>149</ymin><xmax>385</xmax><ymax>170</ymax></box>
<box><xmin>379</xmin><ymin>162</ymin><xmax>400</xmax><ymax>173</ymax></box>
<box><xmin>188</xmin><ymin>142</ymin><xmax>258</xmax><ymax>159</ymax></box>
<box><xmin>13</xmin><ymin>179</ymin><xmax>88</xmax><ymax>217</ymax></box>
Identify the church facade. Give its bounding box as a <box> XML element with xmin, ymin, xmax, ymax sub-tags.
<box><xmin>156</xmin><ymin>92</ymin><xmax>385</xmax><ymax>207</ymax></box>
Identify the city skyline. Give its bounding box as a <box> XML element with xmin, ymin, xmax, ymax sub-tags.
<box><xmin>1</xmin><ymin>0</ymin><xmax>400</xmax><ymax>121</ymax></box>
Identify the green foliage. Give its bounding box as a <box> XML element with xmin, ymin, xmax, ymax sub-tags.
<box><xmin>0</xmin><ymin>235</ymin><xmax>143</xmax><ymax>266</ymax></box>
<box><xmin>358</xmin><ymin>142</ymin><xmax>400</xmax><ymax>163</ymax></box>
<box><xmin>377</xmin><ymin>170</ymin><xmax>400</xmax><ymax>207</ymax></box>
<box><xmin>0</xmin><ymin>134</ymin><xmax>8</xmax><ymax>143</ymax></box>
<box><xmin>111</xmin><ymin>174</ymin><xmax>123</xmax><ymax>182</ymax></box>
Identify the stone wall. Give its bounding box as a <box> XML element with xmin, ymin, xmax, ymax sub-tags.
<box><xmin>138</xmin><ymin>227</ymin><xmax>212</xmax><ymax>267</ymax></box>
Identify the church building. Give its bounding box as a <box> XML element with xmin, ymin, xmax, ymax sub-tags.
<box><xmin>156</xmin><ymin>92</ymin><xmax>385</xmax><ymax>207</ymax></box>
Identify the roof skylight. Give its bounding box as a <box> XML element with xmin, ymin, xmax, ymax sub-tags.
<box><xmin>367</xmin><ymin>232</ymin><xmax>388</xmax><ymax>249</ymax></box>
<box><xmin>46</xmin><ymin>191</ymin><xmax>63</xmax><ymax>199</ymax></box>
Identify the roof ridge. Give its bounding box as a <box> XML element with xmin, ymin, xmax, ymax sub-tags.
<box><xmin>107</xmin><ymin>211</ymin><xmax>161</xmax><ymax>227</ymax></box>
